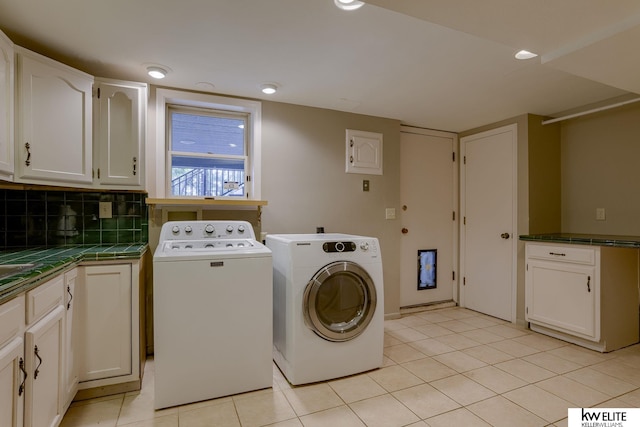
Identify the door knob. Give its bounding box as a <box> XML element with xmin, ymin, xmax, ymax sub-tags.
<box><xmin>501</xmin><ymin>232</ymin><xmax>510</xmax><ymax>239</ymax></box>
<box><xmin>401</xmin><ymin>228</ymin><xmax>408</xmax><ymax>234</ymax></box>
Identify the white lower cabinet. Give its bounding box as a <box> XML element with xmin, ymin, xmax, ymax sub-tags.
<box><xmin>63</xmin><ymin>269</ymin><xmax>79</xmax><ymax>410</ymax></box>
<box><xmin>24</xmin><ymin>305</ymin><xmax>65</xmax><ymax>427</ymax></box>
<box><xmin>0</xmin><ymin>337</ymin><xmax>25</xmax><ymax>427</ymax></box>
<box><xmin>0</xmin><ymin>257</ymin><xmax>142</xmax><ymax>426</ymax></box>
<box><xmin>77</xmin><ymin>262</ymin><xmax>140</xmax><ymax>392</ymax></box>
<box><xmin>0</xmin><ymin>294</ymin><xmax>25</xmax><ymax>427</ymax></box>
<box><xmin>525</xmin><ymin>242</ymin><xmax>639</xmax><ymax>352</ymax></box>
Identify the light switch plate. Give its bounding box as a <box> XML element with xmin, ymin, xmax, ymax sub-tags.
<box><xmin>99</xmin><ymin>202</ymin><xmax>113</xmax><ymax>219</ymax></box>
<box><xmin>596</xmin><ymin>207</ymin><xmax>606</xmax><ymax>221</ymax></box>
<box><xmin>385</xmin><ymin>208</ymin><xmax>396</xmax><ymax>220</ymax></box>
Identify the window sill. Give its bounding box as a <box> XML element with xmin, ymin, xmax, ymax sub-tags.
<box><xmin>145</xmin><ymin>198</ymin><xmax>267</xmax><ymax>208</ymax></box>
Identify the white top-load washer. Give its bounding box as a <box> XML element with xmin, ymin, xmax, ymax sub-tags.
<box><xmin>267</xmin><ymin>233</ymin><xmax>384</xmax><ymax>385</ymax></box>
<box><xmin>153</xmin><ymin>220</ymin><xmax>272</xmax><ymax>409</ymax></box>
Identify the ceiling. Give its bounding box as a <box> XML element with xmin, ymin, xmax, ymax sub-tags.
<box><xmin>1</xmin><ymin>0</ymin><xmax>639</xmax><ymax>132</ymax></box>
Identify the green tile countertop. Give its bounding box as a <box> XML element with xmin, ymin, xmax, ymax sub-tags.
<box><xmin>0</xmin><ymin>244</ymin><xmax>148</xmax><ymax>303</ymax></box>
<box><xmin>519</xmin><ymin>233</ymin><xmax>640</xmax><ymax>248</ymax></box>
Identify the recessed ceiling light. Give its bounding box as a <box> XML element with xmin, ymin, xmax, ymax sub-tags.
<box><xmin>334</xmin><ymin>0</ymin><xmax>365</xmax><ymax>11</ymax></box>
<box><xmin>515</xmin><ymin>50</ymin><xmax>538</xmax><ymax>60</ymax></box>
<box><xmin>260</xmin><ymin>83</ymin><xmax>278</xmax><ymax>94</ymax></box>
<box><xmin>147</xmin><ymin>66</ymin><xmax>168</xmax><ymax>79</ymax></box>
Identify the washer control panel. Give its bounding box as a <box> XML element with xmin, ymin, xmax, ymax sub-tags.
<box><xmin>160</xmin><ymin>220</ymin><xmax>255</xmax><ymax>240</ymax></box>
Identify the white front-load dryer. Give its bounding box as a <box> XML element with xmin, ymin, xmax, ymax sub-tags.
<box><xmin>267</xmin><ymin>233</ymin><xmax>384</xmax><ymax>385</ymax></box>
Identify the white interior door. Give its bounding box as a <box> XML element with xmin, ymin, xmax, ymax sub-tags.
<box><xmin>460</xmin><ymin>124</ymin><xmax>517</xmax><ymax>321</ymax></box>
<box><xmin>400</xmin><ymin>127</ymin><xmax>457</xmax><ymax>308</ymax></box>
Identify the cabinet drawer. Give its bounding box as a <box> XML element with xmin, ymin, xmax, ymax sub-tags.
<box><xmin>526</xmin><ymin>243</ymin><xmax>596</xmax><ymax>265</ymax></box>
<box><xmin>26</xmin><ymin>274</ymin><xmax>64</xmax><ymax>325</ymax></box>
<box><xmin>0</xmin><ymin>294</ymin><xmax>24</xmax><ymax>347</ymax></box>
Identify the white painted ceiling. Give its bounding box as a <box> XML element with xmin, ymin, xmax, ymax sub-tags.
<box><xmin>1</xmin><ymin>0</ymin><xmax>638</xmax><ymax>131</ymax></box>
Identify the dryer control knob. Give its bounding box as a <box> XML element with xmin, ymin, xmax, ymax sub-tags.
<box><xmin>171</xmin><ymin>225</ymin><xmax>180</xmax><ymax>234</ymax></box>
<box><xmin>238</xmin><ymin>225</ymin><xmax>246</xmax><ymax>233</ymax></box>
<box><xmin>360</xmin><ymin>242</ymin><xmax>369</xmax><ymax>251</ymax></box>
<box><xmin>226</xmin><ymin>225</ymin><xmax>234</xmax><ymax>233</ymax></box>
<box><xmin>184</xmin><ymin>226</ymin><xmax>193</xmax><ymax>234</ymax></box>
<box><xmin>204</xmin><ymin>224</ymin><xmax>215</xmax><ymax>234</ymax></box>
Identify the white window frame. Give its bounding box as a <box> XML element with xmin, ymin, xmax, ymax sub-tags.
<box><xmin>154</xmin><ymin>88</ymin><xmax>262</xmax><ymax>199</ymax></box>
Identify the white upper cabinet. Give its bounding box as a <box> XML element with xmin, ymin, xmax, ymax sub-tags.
<box><xmin>93</xmin><ymin>78</ymin><xmax>146</xmax><ymax>188</ymax></box>
<box><xmin>0</xmin><ymin>30</ymin><xmax>14</xmax><ymax>180</ymax></box>
<box><xmin>15</xmin><ymin>47</ymin><xmax>93</xmax><ymax>185</ymax></box>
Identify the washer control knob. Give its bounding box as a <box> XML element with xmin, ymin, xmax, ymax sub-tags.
<box><xmin>238</xmin><ymin>225</ymin><xmax>245</xmax><ymax>233</ymax></box>
<box><xmin>360</xmin><ymin>242</ymin><xmax>369</xmax><ymax>251</ymax></box>
<box><xmin>204</xmin><ymin>224</ymin><xmax>215</xmax><ymax>234</ymax></box>
<box><xmin>171</xmin><ymin>225</ymin><xmax>180</xmax><ymax>234</ymax></box>
<box><xmin>335</xmin><ymin>242</ymin><xmax>345</xmax><ymax>252</ymax></box>
<box><xmin>184</xmin><ymin>226</ymin><xmax>193</xmax><ymax>234</ymax></box>
<box><xmin>226</xmin><ymin>225</ymin><xmax>234</xmax><ymax>233</ymax></box>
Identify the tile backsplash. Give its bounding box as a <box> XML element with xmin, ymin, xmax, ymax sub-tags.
<box><xmin>0</xmin><ymin>189</ymin><xmax>148</xmax><ymax>249</ymax></box>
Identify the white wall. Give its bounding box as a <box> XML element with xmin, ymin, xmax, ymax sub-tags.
<box><xmin>561</xmin><ymin>102</ymin><xmax>640</xmax><ymax>234</ymax></box>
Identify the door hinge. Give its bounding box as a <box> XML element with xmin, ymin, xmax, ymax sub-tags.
<box><xmin>246</xmin><ymin>175</ymin><xmax>251</xmax><ymax>182</ymax></box>
<box><xmin>452</xmin><ymin>271</ymin><xmax>455</xmax><ymax>281</ymax></box>
<box><xmin>97</xmin><ymin>87</ymin><xmax>100</xmax><ymax>99</ymax></box>
<box><xmin>452</xmin><ymin>152</ymin><xmax>455</xmax><ymax>162</ymax></box>
<box><xmin>463</xmin><ymin>277</ymin><xmax>466</xmax><ymax>286</ymax></box>
<box><xmin>463</xmin><ymin>216</ymin><xmax>466</xmax><ymax>225</ymax></box>
<box><xmin>526</xmin><ymin>306</ymin><xmax>528</xmax><ymax>314</ymax></box>
<box><xmin>463</xmin><ymin>155</ymin><xmax>466</xmax><ymax>165</ymax></box>
<box><xmin>452</xmin><ymin>211</ymin><xmax>455</xmax><ymax>221</ymax></box>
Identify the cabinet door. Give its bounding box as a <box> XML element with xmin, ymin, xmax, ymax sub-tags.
<box><xmin>0</xmin><ymin>30</ymin><xmax>14</xmax><ymax>179</ymax></box>
<box><xmin>16</xmin><ymin>48</ymin><xmax>93</xmax><ymax>185</ymax></box>
<box><xmin>94</xmin><ymin>79</ymin><xmax>146</xmax><ymax>188</ymax></box>
<box><xmin>0</xmin><ymin>337</ymin><xmax>24</xmax><ymax>427</ymax></box>
<box><xmin>63</xmin><ymin>269</ymin><xmax>79</xmax><ymax>409</ymax></box>
<box><xmin>526</xmin><ymin>259</ymin><xmax>599</xmax><ymax>340</ymax></box>
<box><xmin>79</xmin><ymin>264</ymin><xmax>132</xmax><ymax>382</ymax></box>
<box><xmin>24</xmin><ymin>305</ymin><xmax>65</xmax><ymax>427</ymax></box>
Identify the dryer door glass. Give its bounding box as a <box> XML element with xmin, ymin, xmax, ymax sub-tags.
<box><xmin>303</xmin><ymin>261</ymin><xmax>377</xmax><ymax>342</ymax></box>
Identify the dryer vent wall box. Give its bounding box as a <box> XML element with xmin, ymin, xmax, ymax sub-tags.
<box><xmin>346</xmin><ymin>129</ymin><xmax>383</xmax><ymax>175</ymax></box>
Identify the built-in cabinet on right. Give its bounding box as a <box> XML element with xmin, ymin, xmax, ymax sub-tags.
<box><xmin>525</xmin><ymin>241</ymin><xmax>639</xmax><ymax>352</ymax></box>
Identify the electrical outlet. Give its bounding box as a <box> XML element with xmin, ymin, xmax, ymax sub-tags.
<box><xmin>596</xmin><ymin>207</ymin><xmax>606</xmax><ymax>221</ymax></box>
<box><xmin>99</xmin><ymin>202</ymin><xmax>113</xmax><ymax>219</ymax></box>
<box><xmin>363</xmin><ymin>180</ymin><xmax>370</xmax><ymax>192</ymax></box>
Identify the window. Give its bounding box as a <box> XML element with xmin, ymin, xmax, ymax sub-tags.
<box><xmin>155</xmin><ymin>89</ymin><xmax>262</xmax><ymax>199</ymax></box>
<box><xmin>169</xmin><ymin>106</ymin><xmax>247</xmax><ymax>197</ymax></box>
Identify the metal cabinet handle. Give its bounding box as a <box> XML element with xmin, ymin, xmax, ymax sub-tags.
<box><xmin>133</xmin><ymin>157</ymin><xmax>137</xmax><ymax>176</ymax></box>
<box><xmin>67</xmin><ymin>285</ymin><xmax>73</xmax><ymax>310</ymax></box>
<box><xmin>18</xmin><ymin>357</ymin><xmax>27</xmax><ymax>396</ymax></box>
<box><xmin>587</xmin><ymin>276</ymin><xmax>591</xmax><ymax>292</ymax></box>
<box><xmin>34</xmin><ymin>345</ymin><xmax>42</xmax><ymax>379</ymax></box>
<box><xmin>549</xmin><ymin>252</ymin><xmax>566</xmax><ymax>256</ymax></box>
<box><xmin>25</xmin><ymin>143</ymin><xmax>31</xmax><ymax>166</ymax></box>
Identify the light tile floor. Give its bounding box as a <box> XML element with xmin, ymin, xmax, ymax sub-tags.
<box><xmin>61</xmin><ymin>306</ymin><xmax>640</xmax><ymax>427</ymax></box>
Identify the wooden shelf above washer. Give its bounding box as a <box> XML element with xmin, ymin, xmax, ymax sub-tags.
<box><xmin>145</xmin><ymin>198</ymin><xmax>267</xmax><ymax>208</ymax></box>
